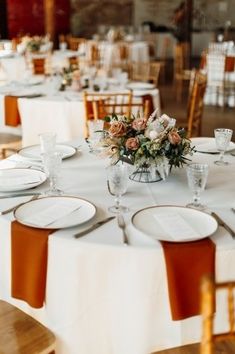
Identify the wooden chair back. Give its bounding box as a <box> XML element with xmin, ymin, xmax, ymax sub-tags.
<box><xmin>174</xmin><ymin>42</ymin><xmax>190</xmax><ymax>77</ymax></box>
<box><xmin>152</xmin><ymin>276</ymin><xmax>235</xmax><ymax>354</ymax></box>
<box><xmin>130</xmin><ymin>62</ymin><xmax>161</xmax><ymax>87</ymax></box>
<box><xmin>186</xmin><ymin>71</ymin><xmax>207</xmax><ymax>138</ymax></box>
<box><xmin>201</xmin><ymin>275</ymin><xmax>235</xmax><ymax>354</ymax></box>
<box><xmin>67</xmin><ymin>36</ymin><xmax>86</xmax><ymax>51</ymax></box>
<box><xmin>0</xmin><ymin>300</ymin><xmax>56</xmax><ymax>353</ymax></box>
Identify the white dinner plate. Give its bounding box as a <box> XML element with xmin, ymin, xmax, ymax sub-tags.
<box><xmin>126</xmin><ymin>82</ymin><xmax>155</xmax><ymax>90</ymax></box>
<box><xmin>191</xmin><ymin>137</ymin><xmax>235</xmax><ymax>154</ymax></box>
<box><xmin>0</xmin><ymin>168</ymin><xmax>47</xmax><ymax>192</ymax></box>
<box><xmin>14</xmin><ymin>196</ymin><xmax>96</xmax><ymax>229</ymax></box>
<box><xmin>18</xmin><ymin>144</ymin><xmax>76</xmax><ymax>161</ymax></box>
<box><xmin>132</xmin><ymin>205</ymin><xmax>218</xmax><ymax>242</ymax></box>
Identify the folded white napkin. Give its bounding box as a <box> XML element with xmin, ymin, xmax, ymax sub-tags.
<box><xmin>0</xmin><ymin>176</ymin><xmax>41</xmax><ymax>186</ymax></box>
<box><xmin>154</xmin><ymin>212</ymin><xmax>200</xmax><ymax>241</ymax></box>
<box><xmin>22</xmin><ymin>200</ymin><xmax>81</xmax><ymax>227</ymax></box>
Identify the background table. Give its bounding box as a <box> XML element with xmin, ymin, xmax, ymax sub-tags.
<box><xmin>0</xmin><ymin>139</ymin><xmax>235</xmax><ymax>354</ymax></box>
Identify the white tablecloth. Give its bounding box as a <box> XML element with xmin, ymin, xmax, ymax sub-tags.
<box><xmin>0</xmin><ymin>82</ymin><xmax>160</xmax><ymax>147</ymax></box>
<box><xmin>0</xmin><ymin>138</ymin><xmax>235</xmax><ymax>354</ymax></box>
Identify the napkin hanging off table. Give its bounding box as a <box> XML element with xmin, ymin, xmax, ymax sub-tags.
<box><xmin>11</xmin><ymin>220</ymin><xmax>54</xmax><ymax>308</ymax></box>
<box><xmin>161</xmin><ymin>238</ymin><xmax>215</xmax><ymax>320</ymax></box>
<box><xmin>4</xmin><ymin>96</ymin><xmax>21</xmax><ymax>126</ymax></box>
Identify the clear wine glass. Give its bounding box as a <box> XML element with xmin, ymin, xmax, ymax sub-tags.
<box><xmin>214</xmin><ymin>128</ymin><xmax>233</xmax><ymax>166</ymax></box>
<box><xmin>41</xmin><ymin>151</ymin><xmax>63</xmax><ymax>196</ymax></box>
<box><xmin>107</xmin><ymin>164</ymin><xmax>129</xmax><ymax>213</ymax></box>
<box><xmin>39</xmin><ymin>132</ymin><xmax>56</xmax><ymax>154</ymax></box>
<box><xmin>186</xmin><ymin>163</ymin><xmax>209</xmax><ymax>210</ymax></box>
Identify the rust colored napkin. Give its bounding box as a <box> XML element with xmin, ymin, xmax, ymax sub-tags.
<box><xmin>161</xmin><ymin>238</ymin><xmax>215</xmax><ymax>321</ymax></box>
<box><xmin>11</xmin><ymin>220</ymin><xmax>54</xmax><ymax>308</ymax></box>
<box><xmin>225</xmin><ymin>56</ymin><xmax>235</xmax><ymax>72</ymax></box>
<box><xmin>4</xmin><ymin>96</ymin><xmax>21</xmax><ymax>126</ymax></box>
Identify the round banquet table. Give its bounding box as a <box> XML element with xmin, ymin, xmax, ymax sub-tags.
<box><xmin>0</xmin><ymin>138</ymin><xmax>235</xmax><ymax>354</ymax></box>
<box><xmin>0</xmin><ymin>81</ymin><xmax>160</xmax><ymax>147</ymax></box>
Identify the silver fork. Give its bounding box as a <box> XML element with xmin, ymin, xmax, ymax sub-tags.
<box><xmin>117</xmin><ymin>213</ymin><xmax>129</xmax><ymax>245</ymax></box>
<box><xmin>0</xmin><ymin>194</ymin><xmax>39</xmax><ymax>215</ymax></box>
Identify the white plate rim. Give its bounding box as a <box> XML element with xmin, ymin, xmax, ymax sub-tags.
<box><xmin>192</xmin><ymin>137</ymin><xmax>235</xmax><ymax>154</ymax></box>
<box><xmin>14</xmin><ymin>195</ymin><xmax>97</xmax><ymax>229</ymax></box>
<box><xmin>18</xmin><ymin>144</ymin><xmax>76</xmax><ymax>161</ymax></box>
<box><xmin>0</xmin><ymin>168</ymin><xmax>47</xmax><ymax>192</ymax></box>
<box><xmin>131</xmin><ymin>205</ymin><xmax>218</xmax><ymax>242</ymax></box>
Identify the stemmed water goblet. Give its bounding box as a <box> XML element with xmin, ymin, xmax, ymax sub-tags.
<box><xmin>107</xmin><ymin>163</ymin><xmax>129</xmax><ymax>213</ymax></box>
<box><xmin>214</xmin><ymin>128</ymin><xmax>233</xmax><ymax>166</ymax></box>
<box><xmin>41</xmin><ymin>151</ymin><xmax>63</xmax><ymax>196</ymax></box>
<box><xmin>186</xmin><ymin>163</ymin><xmax>209</xmax><ymax>210</ymax></box>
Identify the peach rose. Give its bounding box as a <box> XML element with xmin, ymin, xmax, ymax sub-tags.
<box><xmin>132</xmin><ymin>118</ymin><xmax>147</xmax><ymax>131</ymax></box>
<box><xmin>125</xmin><ymin>137</ymin><xmax>139</xmax><ymax>150</ymax></box>
<box><xmin>109</xmin><ymin>121</ymin><xmax>126</xmax><ymax>137</ymax></box>
<box><xmin>168</xmin><ymin>130</ymin><xmax>182</xmax><ymax>145</ymax></box>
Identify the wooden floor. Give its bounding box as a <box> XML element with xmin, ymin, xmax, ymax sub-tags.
<box><xmin>160</xmin><ymin>82</ymin><xmax>235</xmax><ymax>138</ymax></box>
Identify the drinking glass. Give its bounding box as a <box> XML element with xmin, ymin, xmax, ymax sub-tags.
<box><xmin>214</xmin><ymin>128</ymin><xmax>233</xmax><ymax>166</ymax></box>
<box><xmin>41</xmin><ymin>151</ymin><xmax>63</xmax><ymax>196</ymax></box>
<box><xmin>186</xmin><ymin>163</ymin><xmax>209</xmax><ymax>210</ymax></box>
<box><xmin>107</xmin><ymin>164</ymin><xmax>129</xmax><ymax>213</ymax></box>
<box><xmin>39</xmin><ymin>132</ymin><xmax>56</xmax><ymax>154</ymax></box>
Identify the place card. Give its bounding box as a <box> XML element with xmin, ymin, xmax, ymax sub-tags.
<box><xmin>154</xmin><ymin>212</ymin><xmax>200</xmax><ymax>241</ymax></box>
<box><xmin>21</xmin><ymin>200</ymin><xmax>81</xmax><ymax>227</ymax></box>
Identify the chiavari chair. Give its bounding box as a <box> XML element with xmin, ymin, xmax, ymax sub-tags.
<box><xmin>152</xmin><ymin>275</ymin><xmax>235</xmax><ymax>354</ymax></box>
<box><xmin>130</xmin><ymin>61</ymin><xmax>161</xmax><ymax>87</ymax></box>
<box><xmin>0</xmin><ymin>300</ymin><xmax>56</xmax><ymax>353</ymax></box>
<box><xmin>174</xmin><ymin>42</ymin><xmax>192</xmax><ymax>102</ymax></box>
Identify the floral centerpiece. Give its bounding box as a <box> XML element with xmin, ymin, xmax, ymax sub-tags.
<box><xmin>99</xmin><ymin>110</ymin><xmax>193</xmax><ymax>182</ymax></box>
<box><xmin>19</xmin><ymin>35</ymin><xmax>52</xmax><ymax>53</ymax></box>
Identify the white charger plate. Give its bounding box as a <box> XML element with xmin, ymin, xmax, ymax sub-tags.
<box><xmin>14</xmin><ymin>196</ymin><xmax>96</xmax><ymax>229</ymax></box>
<box><xmin>132</xmin><ymin>205</ymin><xmax>218</xmax><ymax>242</ymax></box>
<box><xmin>0</xmin><ymin>168</ymin><xmax>47</xmax><ymax>192</ymax></box>
<box><xmin>192</xmin><ymin>137</ymin><xmax>235</xmax><ymax>154</ymax></box>
<box><xmin>18</xmin><ymin>144</ymin><xmax>76</xmax><ymax>161</ymax></box>
<box><xmin>126</xmin><ymin>82</ymin><xmax>155</xmax><ymax>90</ymax></box>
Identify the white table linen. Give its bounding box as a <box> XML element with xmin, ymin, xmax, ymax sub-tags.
<box><xmin>0</xmin><ymin>81</ymin><xmax>160</xmax><ymax>146</ymax></box>
<box><xmin>0</xmin><ymin>138</ymin><xmax>235</xmax><ymax>354</ymax></box>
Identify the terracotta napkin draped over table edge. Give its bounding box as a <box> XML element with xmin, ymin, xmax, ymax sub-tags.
<box><xmin>11</xmin><ymin>220</ymin><xmax>55</xmax><ymax>308</ymax></box>
<box><xmin>4</xmin><ymin>95</ymin><xmax>21</xmax><ymax>127</ymax></box>
<box><xmin>161</xmin><ymin>238</ymin><xmax>215</xmax><ymax>321</ymax></box>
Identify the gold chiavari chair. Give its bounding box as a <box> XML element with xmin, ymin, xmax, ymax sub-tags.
<box><xmin>130</xmin><ymin>61</ymin><xmax>161</xmax><ymax>87</ymax></box>
<box><xmin>152</xmin><ymin>275</ymin><xmax>235</xmax><ymax>354</ymax></box>
<box><xmin>67</xmin><ymin>36</ymin><xmax>86</xmax><ymax>51</ymax></box>
<box><xmin>0</xmin><ymin>300</ymin><xmax>56</xmax><ymax>353</ymax></box>
<box><xmin>186</xmin><ymin>71</ymin><xmax>207</xmax><ymax>138</ymax></box>
<box><xmin>174</xmin><ymin>42</ymin><xmax>192</xmax><ymax>102</ymax></box>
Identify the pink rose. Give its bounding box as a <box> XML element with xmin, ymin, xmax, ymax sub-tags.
<box><xmin>125</xmin><ymin>137</ymin><xmax>139</xmax><ymax>150</ymax></box>
<box><xmin>168</xmin><ymin>130</ymin><xmax>182</xmax><ymax>145</ymax></box>
<box><xmin>109</xmin><ymin>121</ymin><xmax>126</xmax><ymax>137</ymax></box>
<box><xmin>132</xmin><ymin>118</ymin><xmax>147</xmax><ymax>131</ymax></box>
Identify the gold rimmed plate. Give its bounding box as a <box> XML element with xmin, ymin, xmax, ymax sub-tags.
<box><xmin>14</xmin><ymin>196</ymin><xmax>97</xmax><ymax>229</ymax></box>
<box><xmin>18</xmin><ymin>144</ymin><xmax>76</xmax><ymax>161</ymax></box>
<box><xmin>132</xmin><ymin>205</ymin><xmax>218</xmax><ymax>242</ymax></box>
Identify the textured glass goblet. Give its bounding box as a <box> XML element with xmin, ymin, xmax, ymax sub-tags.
<box><xmin>41</xmin><ymin>151</ymin><xmax>63</xmax><ymax>196</ymax></box>
<box><xmin>214</xmin><ymin>128</ymin><xmax>233</xmax><ymax>166</ymax></box>
<box><xmin>186</xmin><ymin>163</ymin><xmax>209</xmax><ymax>210</ymax></box>
<box><xmin>107</xmin><ymin>164</ymin><xmax>129</xmax><ymax>213</ymax></box>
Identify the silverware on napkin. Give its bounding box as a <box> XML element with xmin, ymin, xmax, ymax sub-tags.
<box><xmin>117</xmin><ymin>213</ymin><xmax>129</xmax><ymax>245</ymax></box>
<box><xmin>74</xmin><ymin>216</ymin><xmax>115</xmax><ymax>239</ymax></box>
<box><xmin>211</xmin><ymin>212</ymin><xmax>235</xmax><ymax>239</ymax></box>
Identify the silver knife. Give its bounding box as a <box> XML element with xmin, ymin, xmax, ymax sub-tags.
<box><xmin>211</xmin><ymin>212</ymin><xmax>235</xmax><ymax>239</ymax></box>
<box><xmin>0</xmin><ymin>192</ymin><xmax>41</xmax><ymax>199</ymax></box>
<box><xmin>74</xmin><ymin>216</ymin><xmax>115</xmax><ymax>239</ymax></box>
